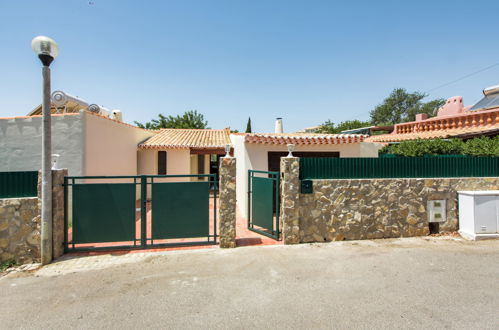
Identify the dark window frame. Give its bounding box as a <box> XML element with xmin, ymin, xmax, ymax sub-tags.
<box><xmin>267</xmin><ymin>151</ymin><xmax>340</xmax><ymax>172</ymax></box>
<box><xmin>158</xmin><ymin>151</ymin><xmax>167</xmax><ymax>175</ymax></box>
<box><xmin>197</xmin><ymin>154</ymin><xmax>205</xmax><ymax>180</ymax></box>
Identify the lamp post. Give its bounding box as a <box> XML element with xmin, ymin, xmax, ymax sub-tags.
<box><xmin>31</xmin><ymin>36</ymin><xmax>59</xmax><ymax>265</ymax></box>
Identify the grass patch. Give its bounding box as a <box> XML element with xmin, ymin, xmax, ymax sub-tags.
<box><xmin>0</xmin><ymin>259</ymin><xmax>16</xmax><ymax>272</ymax></box>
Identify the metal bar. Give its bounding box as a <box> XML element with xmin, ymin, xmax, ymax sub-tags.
<box><xmin>71</xmin><ymin>177</ymin><xmax>75</xmax><ymax>251</ymax></box>
<box><xmin>247</xmin><ymin>171</ymin><xmax>251</xmax><ymax>228</ymax></box>
<box><xmin>63</xmin><ymin>177</ymin><xmax>68</xmax><ymax>253</ymax></box>
<box><xmin>66</xmin><ymin>240</ymin><xmax>217</xmax><ymax>253</ymax></box>
<box><xmin>141</xmin><ymin>175</ymin><xmax>147</xmax><ymax>247</ymax></box>
<box><xmin>249</xmin><ymin>170</ymin><xmax>280</xmax><ymax>175</ymax></box>
<box><xmin>213</xmin><ymin>174</ymin><xmax>217</xmax><ymax>242</ymax></box>
<box><xmin>65</xmin><ymin>175</ymin><xmax>141</xmax><ymax>180</ymax></box>
<box><xmin>248</xmin><ymin>227</ymin><xmax>279</xmax><ymax>240</ymax></box>
<box><xmin>65</xmin><ymin>174</ymin><xmax>217</xmax><ymax>180</ymax></box>
<box><xmin>275</xmin><ymin>173</ymin><xmax>280</xmax><ymax>239</ymax></box>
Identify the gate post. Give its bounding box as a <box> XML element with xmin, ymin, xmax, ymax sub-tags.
<box><xmin>280</xmin><ymin>157</ymin><xmax>300</xmax><ymax>244</ymax></box>
<box><xmin>38</xmin><ymin>168</ymin><xmax>67</xmax><ymax>260</ymax></box>
<box><xmin>51</xmin><ymin>169</ymin><xmax>67</xmax><ymax>259</ymax></box>
<box><xmin>219</xmin><ymin>157</ymin><xmax>237</xmax><ymax>248</ymax></box>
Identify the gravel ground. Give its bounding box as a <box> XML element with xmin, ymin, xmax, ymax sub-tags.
<box><xmin>0</xmin><ymin>236</ymin><xmax>498</xmax><ymax>329</ymax></box>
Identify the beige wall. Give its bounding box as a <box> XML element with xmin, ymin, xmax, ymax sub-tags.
<box><xmin>138</xmin><ymin>148</ymin><xmax>191</xmax><ymax>177</ymax></box>
<box><xmin>83</xmin><ymin>112</ymin><xmax>154</xmax><ymax>176</ymax></box>
<box><xmin>189</xmin><ymin>154</ymin><xmax>210</xmax><ymax>181</ymax></box>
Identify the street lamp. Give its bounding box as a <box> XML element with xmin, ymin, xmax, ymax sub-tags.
<box><xmin>31</xmin><ymin>36</ymin><xmax>59</xmax><ymax>265</ymax></box>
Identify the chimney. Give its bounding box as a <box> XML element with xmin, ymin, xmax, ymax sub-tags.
<box><xmin>415</xmin><ymin>113</ymin><xmax>428</xmax><ymax>122</ymax></box>
<box><xmin>275</xmin><ymin>117</ymin><xmax>283</xmax><ymax>133</ymax></box>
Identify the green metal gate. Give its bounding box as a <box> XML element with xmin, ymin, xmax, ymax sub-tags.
<box><xmin>248</xmin><ymin>170</ymin><xmax>280</xmax><ymax>240</ymax></box>
<box><xmin>64</xmin><ymin>174</ymin><xmax>217</xmax><ymax>252</ymax></box>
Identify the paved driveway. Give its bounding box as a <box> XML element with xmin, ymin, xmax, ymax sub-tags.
<box><xmin>1</xmin><ymin>237</ymin><xmax>498</xmax><ymax>329</ymax></box>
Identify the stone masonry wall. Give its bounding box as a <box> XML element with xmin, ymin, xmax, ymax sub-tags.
<box><xmin>219</xmin><ymin>157</ymin><xmax>237</xmax><ymax>248</ymax></box>
<box><xmin>0</xmin><ymin>198</ymin><xmax>40</xmax><ymax>264</ymax></box>
<box><xmin>52</xmin><ymin>169</ymin><xmax>67</xmax><ymax>258</ymax></box>
<box><xmin>38</xmin><ymin>169</ymin><xmax>67</xmax><ymax>259</ymax></box>
<box><xmin>280</xmin><ymin>157</ymin><xmax>300</xmax><ymax>244</ymax></box>
<box><xmin>298</xmin><ymin>177</ymin><xmax>499</xmax><ymax>243</ymax></box>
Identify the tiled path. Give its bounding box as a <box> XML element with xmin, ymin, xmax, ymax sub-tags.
<box><xmin>235</xmin><ymin>207</ymin><xmax>282</xmax><ymax>247</ymax></box>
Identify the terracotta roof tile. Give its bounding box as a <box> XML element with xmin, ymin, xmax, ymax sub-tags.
<box><xmin>244</xmin><ymin>133</ymin><xmax>367</xmax><ymax>145</ymax></box>
<box><xmin>366</xmin><ymin>124</ymin><xmax>499</xmax><ymax>142</ymax></box>
<box><xmin>139</xmin><ymin>128</ymin><xmax>231</xmax><ymax>149</ymax></box>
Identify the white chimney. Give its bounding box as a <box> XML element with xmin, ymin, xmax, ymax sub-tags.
<box><xmin>275</xmin><ymin>117</ymin><xmax>283</xmax><ymax>133</ymax></box>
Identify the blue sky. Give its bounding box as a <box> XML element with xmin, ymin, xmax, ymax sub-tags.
<box><xmin>1</xmin><ymin>0</ymin><xmax>499</xmax><ymax>132</ymax></box>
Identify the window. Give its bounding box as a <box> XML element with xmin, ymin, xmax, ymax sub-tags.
<box><xmin>197</xmin><ymin>155</ymin><xmax>205</xmax><ymax>180</ymax></box>
<box><xmin>158</xmin><ymin>151</ymin><xmax>167</xmax><ymax>175</ymax></box>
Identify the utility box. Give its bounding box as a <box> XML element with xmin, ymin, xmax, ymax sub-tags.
<box><xmin>427</xmin><ymin>200</ymin><xmax>446</xmax><ymax>223</ymax></box>
<box><xmin>458</xmin><ymin>191</ymin><xmax>499</xmax><ymax>240</ymax></box>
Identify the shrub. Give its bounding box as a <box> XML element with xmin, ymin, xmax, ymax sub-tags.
<box><xmin>380</xmin><ymin>137</ymin><xmax>499</xmax><ymax>157</ymax></box>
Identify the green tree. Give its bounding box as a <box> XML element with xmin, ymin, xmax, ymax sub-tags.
<box><xmin>245</xmin><ymin>117</ymin><xmax>252</xmax><ymax>133</ymax></box>
<box><xmin>316</xmin><ymin>119</ymin><xmax>371</xmax><ymax>134</ymax></box>
<box><xmin>135</xmin><ymin>110</ymin><xmax>208</xmax><ymax>129</ymax></box>
<box><xmin>370</xmin><ymin>88</ymin><xmax>445</xmax><ymax>125</ymax></box>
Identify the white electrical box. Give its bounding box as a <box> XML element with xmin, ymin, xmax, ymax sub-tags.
<box><xmin>427</xmin><ymin>200</ymin><xmax>446</xmax><ymax>223</ymax></box>
<box><xmin>458</xmin><ymin>191</ymin><xmax>499</xmax><ymax>240</ymax></box>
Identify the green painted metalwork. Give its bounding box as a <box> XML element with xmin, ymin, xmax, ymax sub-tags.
<box><xmin>140</xmin><ymin>176</ymin><xmax>147</xmax><ymax>247</ymax></box>
<box><xmin>72</xmin><ymin>183</ymin><xmax>136</xmax><ymax>244</ymax></box>
<box><xmin>248</xmin><ymin>170</ymin><xmax>280</xmax><ymax>240</ymax></box>
<box><xmin>65</xmin><ymin>174</ymin><xmax>217</xmax><ymax>252</ymax></box>
<box><xmin>0</xmin><ymin>171</ymin><xmax>38</xmax><ymax>198</ymax></box>
<box><xmin>251</xmin><ymin>177</ymin><xmax>274</xmax><ymax>229</ymax></box>
<box><xmin>152</xmin><ymin>181</ymin><xmax>210</xmax><ymax>239</ymax></box>
<box><xmin>300</xmin><ymin>157</ymin><xmax>499</xmax><ymax>180</ymax></box>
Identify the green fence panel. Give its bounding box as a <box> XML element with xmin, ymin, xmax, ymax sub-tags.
<box><xmin>152</xmin><ymin>181</ymin><xmax>209</xmax><ymax>239</ymax></box>
<box><xmin>0</xmin><ymin>171</ymin><xmax>38</xmax><ymax>198</ymax></box>
<box><xmin>251</xmin><ymin>176</ymin><xmax>274</xmax><ymax>230</ymax></box>
<box><xmin>72</xmin><ymin>183</ymin><xmax>136</xmax><ymax>244</ymax></box>
<box><xmin>300</xmin><ymin>157</ymin><xmax>499</xmax><ymax>179</ymax></box>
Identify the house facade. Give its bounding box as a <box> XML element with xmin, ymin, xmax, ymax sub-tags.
<box><xmin>0</xmin><ymin>110</ymin><xmax>154</xmax><ymax>176</ymax></box>
<box><xmin>137</xmin><ymin>128</ymin><xmax>231</xmax><ymax>181</ymax></box>
<box><xmin>230</xmin><ymin>131</ymin><xmax>383</xmax><ymax>216</ymax></box>
<box><xmin>367</xmin><ymin>87</ymin><xmax>499</xmax><ymax>143</ymax></box>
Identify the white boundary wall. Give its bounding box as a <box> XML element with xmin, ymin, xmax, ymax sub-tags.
<box><xmin>0</xmin><ymin>113</ymin><xmax>84</xmax><ymax>175</ymax></box>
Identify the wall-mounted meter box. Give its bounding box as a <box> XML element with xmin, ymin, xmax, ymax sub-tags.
<box><xmin>458</xmin><ymin>191</ymin><xmax>499</xmax><ymax>240</ymax></box>
<box><xmin>427</xmin><ymin>200</ymin><xmax>446</xmax><ymax>223</ymax></box>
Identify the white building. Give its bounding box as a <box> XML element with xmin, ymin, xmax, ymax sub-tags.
<box><xmin>1</xmin><ymin>95</ymin><xmax>383</xmax><ymax>218</ymax></box>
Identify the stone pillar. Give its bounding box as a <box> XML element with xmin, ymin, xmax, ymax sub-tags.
<box><xmin>51</xmin><ymin>169</ymin><xmax>67</xmax><ymax>258</ymax></box>
<box><xmin>280</xmin><ymin>157</ymin><xmax>300</xmax><ymax>244</ymax></box>
<box><xmin>219</xmin><ymin>157</ymin><xmax>237</xmax><ymax>248</ymax></box>
<box><xmin>38</xmin><ymin>168</ymin><xmax>67</xmax><ymax>260</ymax></box>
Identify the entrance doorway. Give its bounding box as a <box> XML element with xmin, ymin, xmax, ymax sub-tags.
<box><xmin>267</xmin><ymin>151</ymin><xmax>340</xmax><ymax>172</ymax></box>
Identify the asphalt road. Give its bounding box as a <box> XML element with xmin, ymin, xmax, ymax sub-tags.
<box><xmin>1</xmin><ymin>237</ymin><xmax>498</xmax><ymax>329</ymax></box>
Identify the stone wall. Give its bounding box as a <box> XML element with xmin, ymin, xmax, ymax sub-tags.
<box><xmin>280</xmin><ymin>157</ymin><xmax>300</xmax><ymax>244</ymax></box>
<box><xmin>297</xmin><ymin>177</ymin><xmax>499</xmax><ymax>243</ymax></box>
<box><xmin>219</xmin><ymin>157</ymin><xmax>237</xmax><ymax>248</ymax></box>
<box><xmin>0</xmin><ymin>168</ymin><xmax>67</xmax><ymax>265</ymax></box>
<box><xmin>51</xmin><ymin>169</ymin><xmax>67</xmax><ymax>258</ymax></box>
<box><xmin>37</xmin><ymin>169</ymin><xmax>67</xmax><ymax>259</ymax></box>
<box><xmin>0</xmin><ymin>198</ymin><xmax>40</xmax><ymax>264</ymax></box>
